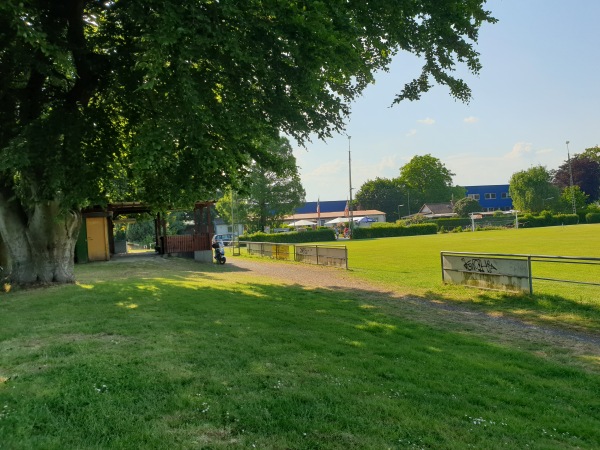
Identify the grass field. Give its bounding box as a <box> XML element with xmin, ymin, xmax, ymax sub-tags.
<box><xmin>291</xmin><ymin>224</ymin><xmax>600</xmax><ymax>334</ymax></box>
<box><xmin>0</xmin><ymin>225</ymin><xmax>599</xmax><ymax>448</ymax></box>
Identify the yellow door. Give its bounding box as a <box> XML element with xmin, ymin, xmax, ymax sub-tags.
<box><xmin>86</xmin><ymin>217</ymin><xmax>109</xmax><ymax>261</ymax></box>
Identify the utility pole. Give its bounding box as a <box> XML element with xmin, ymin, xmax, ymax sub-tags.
<box><xmin>230</xmin><ymin>188</ymin><xmax>235</xmax><ymax>238</ymax></box>
<box><xmin>348</xmin><ymin>136</ymin><xmax>354</xmax><ymax>237</ymax></box>
<box><xmin>566</xmin><ymin>141</ymin><xmax>577</xmax><ymax>216</ymax></box>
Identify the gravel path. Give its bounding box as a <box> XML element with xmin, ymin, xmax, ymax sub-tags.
<box><xmin>229</xmin><ymin>257</ymin><xmax>600</xmax><ymax>367</ymax></box>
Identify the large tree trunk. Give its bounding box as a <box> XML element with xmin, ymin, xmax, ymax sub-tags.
<box><xmin>0</xmin><ymin>196</ymin><xmax>81</xmax><ymax>285</ymax></box>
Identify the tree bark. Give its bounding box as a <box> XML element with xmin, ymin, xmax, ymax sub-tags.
<box><xmin>0</xmin><ymin>196</ymin><xmax>81</xmax><ymax>285</ymax></box>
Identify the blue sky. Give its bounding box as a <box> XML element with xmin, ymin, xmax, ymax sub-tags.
<box><xmin>293</xmin><ymin>0</ymin><xmax>600</xmax><ymax>202</ymax></box>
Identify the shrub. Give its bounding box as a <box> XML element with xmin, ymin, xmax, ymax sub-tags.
<box><xmin>431</xmin><ymin>217</ymin><xmax>472</xmax><ymax>230</ymax></box>
<box><xmin>352</xmin><ymin>223</ymin><xmax>438</xmax><ymax>239</ymax></box>
<box><xmin>240</xmin><ymin>228</ymin><xmax>336</xmax><ymax>243</ymax></box>
<box><xmin>586</xmin><ymin>212</ymin><xmax>600</xmax><ymax>224</ymax></box>
<box><xmin>519</xmin><ymin>213</ymin><xmax>578</xmax><ymax>228</ymax></box>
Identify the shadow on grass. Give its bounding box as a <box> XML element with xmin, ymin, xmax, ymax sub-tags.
<box><xmin>419</xmin><ymin>286</ymin><xmax>600</xmax><ymax>335</ymax></box>
<box><xmin>2</xmin><ymin>268</ymin><xmax>600</xmax><ymax>449</ymax></box>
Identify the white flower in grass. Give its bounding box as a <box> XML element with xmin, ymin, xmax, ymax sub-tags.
<box><xmin>94</xmin><ymin>384</ymin><xmax>108</xmax><ymax>393</ymax></box>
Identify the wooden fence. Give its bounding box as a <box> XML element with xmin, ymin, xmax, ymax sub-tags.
<box><xmin>163</xmin><ymin>234</ymin><xmax>211</xmax><ymax>254</ymax></box>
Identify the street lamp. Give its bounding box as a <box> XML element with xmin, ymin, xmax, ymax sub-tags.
<box><xmin>398</xmin><ymin>204</ymin><xmax>404</xmax><ymax>220</ymax></box>
<box><xmin>566</xmin><ymin>141</ymin><xmax>577</xmax><ymax>215</ymax></box>
<box><xmin>401</xmin><ymin>187</ymin><xmax>411</xmax><ymax>215</ymax></box>
<box><xmin>348</xmin><ymin>136</ymin><xmax>354</xmax><ymax>237</ymax></box>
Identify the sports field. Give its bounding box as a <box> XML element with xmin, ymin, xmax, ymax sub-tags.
<box><xmin>320</xmin><ymin>224</ymin><xmax>600</xmax><ymax>333</ymax></box>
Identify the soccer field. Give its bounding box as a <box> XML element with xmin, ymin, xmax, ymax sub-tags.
<box><xmin>324</xmin><ymin>223</ymin><xmax>600</xmax><ymax>332</ymax></box>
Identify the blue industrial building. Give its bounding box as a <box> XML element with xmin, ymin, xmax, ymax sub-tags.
<box><xmin>295</xmin><ymin>200</ymin><xmax>348</xmax><ymax>214</ymax></box>
<box><xmin>464</xmin><ymin>184</ymin><xmax>513</xmax><ymax>212</ymax></box>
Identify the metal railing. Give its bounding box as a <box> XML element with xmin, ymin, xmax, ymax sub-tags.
<box><xmin>239</xmin><ymin>241</ymin><xmax>348</xmax><ymax>269</ymax></box>
<box><xmin>441</xmin><ymin>251</ymin><xmax>600</xmax><ymax>294</ymax></box>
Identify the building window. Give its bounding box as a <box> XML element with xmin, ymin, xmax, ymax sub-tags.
<box><xmin>484</xmin><ymin>193</ymin><xmax>496</xmax><ymax>200</ymax></box>
<box><xmin>501</xmin><ymin>192</ymin><xmax>510</xmax><ymax>199</ymax></box>
<box><xmin>468</xmin><ymin>194</ymin><xmax>480</xmax><ymax>200</ymax></box>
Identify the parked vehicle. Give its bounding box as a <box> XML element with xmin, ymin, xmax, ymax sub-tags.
<box><xmin>212</xmin><ymin>241</ymin><xmax>226</xmax><ymax>264</ymax></box>
<box><xmin>213</xmin><ymin>233</ymin><xmax>234</xmax><ymax>246</ymax></box>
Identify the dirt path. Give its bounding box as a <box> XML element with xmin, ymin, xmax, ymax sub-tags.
<box><xmin>229</xmin><ymin>257</ymin><xmax>600</xmax><ymax>372</ymax></box>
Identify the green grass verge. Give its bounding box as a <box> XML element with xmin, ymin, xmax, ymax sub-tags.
<box><xmin>1</xmin><ymin>257</ymin><xmax>599</xmax><ymax>448</ymax></box>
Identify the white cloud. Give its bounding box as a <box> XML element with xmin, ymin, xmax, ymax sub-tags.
<box><xmin>376</xmin><ymin>155</ymin><xmax>398</xmax><ymax>172</ymax></box>
<box><xmin>406</xmin><ymin>129</ymin><xmax>417</xmax><ymax>137</ymax></box>
<box><xmin>464</xmin><ymin>116</ymin><xmax>479</xmax><ymax>124</ymax></box>
<box><xmin>417</xmin><ymin>117</ymin><xmax>435</xmax><ymax>125</ymax></box>
<box><xmin>506</xmin><ymin>142</ymin><xmax>533</xmax><ymax>160</ymax></box>
<box><xmin>447</xmin><ymin>143</ymin><xmax>564</xmax><ymax>186</ymax></box>
<box><xmin>307</xmin><ymin>160</ymin><xmax>344</xmax><ymax>178</ymax></box>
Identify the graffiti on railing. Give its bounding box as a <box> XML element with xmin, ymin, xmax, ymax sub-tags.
<box><xmin>461</xmin><ymin>257</ymin><xmax>498</xmax><ymax>274</ymax></box>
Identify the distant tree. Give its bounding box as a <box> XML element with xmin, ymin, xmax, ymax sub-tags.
<box><xmin>127</xmin><ymin>219</ymin><xmax>156</xmax><ymax>248</ymax></box>
<box><xmin>552</xmin><ymin>154</ymin><xmax>600</xmax><ymax>203</ymax></box>
<box><xmin>398</xmin><ymin>155</ymin><xmax>465</xmax><ymax>212</ymax></box>
<box><xmin>215</xmin><ymin>190</ymin><xmax>250</xmax><ymax>233</ymax></box>
<box><xmin>509</xmin><ymin>166</ymin><xmax>560</xmax><ymax>213</ymax></box>
<box><xmin>558</xmin><ymin>186</ymin><xmax>588</xmax><ymax>214</ymax></box>
<box><xmin>581</xmin><ymin>146</ymin><xmax>600</xmax><ymax>163</ymax></box>
<box><xmin>216</xmin><ymin>136</ymin><xmax>305</xmax><ymax>233</ymax></box>
<box><xmin>453</xmin><ymin>197</ymin><xmax>481</xmax><ymax>217</ymax></box>
<box><xmin>355</xmin><ymin>178</ymin><xmax>406</xmax><ymax>221</ymax></box>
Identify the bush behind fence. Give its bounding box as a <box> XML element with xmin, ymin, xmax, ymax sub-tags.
<box><xmin>431</xmin><ymin>213</ymin><xmax>581</xmax><ymax>230</ymax></box>
<box><xmin>240</xmin><ymin>228</ymin><xmax>336</xmax><ymax>243</ymax></box>
<box><xmin>353</xmin><ymin>223</ymin><xmax>438</xmax><ymax>239</ymax></box>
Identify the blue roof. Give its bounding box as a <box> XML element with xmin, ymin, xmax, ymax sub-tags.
<box><xmin>295</xmin><ymin>200</ymin><xmax>347</xmax><ymax>214</ymax></box>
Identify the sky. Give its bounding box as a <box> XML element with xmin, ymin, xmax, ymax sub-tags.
<box><xmin>292</xmin><ymin>0</ymin><xmax>600</xmax><ymax>202</ymax></box>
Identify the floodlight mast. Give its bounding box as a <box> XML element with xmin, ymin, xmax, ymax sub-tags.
<box><xmin>348</xmin><ymin>136</ymin><xmax>354</xmax><ymax>237</ymax></box>
<box><xmin>565</xmin><ymin>141</ymin><xmax>577</xmax><ymax>216</ymax></box>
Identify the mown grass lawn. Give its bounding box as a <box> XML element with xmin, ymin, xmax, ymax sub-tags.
<box><xmin>1</xmin><ymin>256</ymin><xmax>600</xmax><ymax>449</ymax></box>
<box><xmin>287</xmin><ymin>224</ymin><xmax>600</xmax><ymax>334</ymax></box>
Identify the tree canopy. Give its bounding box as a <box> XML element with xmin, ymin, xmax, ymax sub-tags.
<box><xmin>0</xmin><ymin>0</ymin><xmax>496</xmax><ymax>284</ymax></box>
<box><xmin>509</xmin><ymin>166</ymin><xmax>560</xmax><ymax>214</ymax></box>
<box><xmin>354</xmin><ymin>178</ymin><xmax>406</xmax><ymax>221</ymax></box>
<box><xmin>552</xmin><ymin>154</ymin><xmax>600</xmax><ymax>204</ymax></box>
<box><xmin>397</xmin><ymin>154</ymin><xmax>465</xmax><ymax>211</ymax></box>
<box><xmin>216</xmin><ymin>136</ymin><xmax>305</xmax><ymax>233</ymax></box>
<box><xmin>453</xmin><ymin>197</ymin><xmax>481</xmax><ymax>217</ymax></box>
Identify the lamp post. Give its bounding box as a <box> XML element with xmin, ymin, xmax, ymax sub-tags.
<box><xmin>401</xmin><ymin>187</ymin><xmax>411</xmax><ymax>216</ymax></box>
<box><xmin>348</xmin><ymin>136</ymin><xmax>354</xmax><ymax>237</ymax></box>
<box><xmin>398</xmin><ymin>204</ymin><xmax>404</xmax><ymax>221</ymax></box>
<box><xmin>566</xmin><ymin>141</ymin><xmax>577</xmax><ymax>215</ymax></box>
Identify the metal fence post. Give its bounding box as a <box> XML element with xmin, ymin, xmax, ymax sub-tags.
<box><xmin>528</xmin><ymin>255</ymin><xmax>533</xmax><ymax>294</ymax></box>
<box><xmin>441</xmin><ymin>252</ymin><xmax>445</xmax><ymax>283</ymax></box>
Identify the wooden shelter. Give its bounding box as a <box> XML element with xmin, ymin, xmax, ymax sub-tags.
<box><xmin>77</xmin><ymin>201</ymin><xmax>215</xmax><ymax>263</ymax></box>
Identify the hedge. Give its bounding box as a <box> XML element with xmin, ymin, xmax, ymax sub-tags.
<box><xmin>432</xmin><ymin>216</ymin><xmax>516</xmax><ymax>230</ymax></box>
<box><xmin>240</xmin><ymin>228</ymin><xmax>336</xmax><ymax>243</ymax></box>
<box><xmin>432</xmin><ymin>214</ymin><xmax>580</xmax><ymax>230</ymax></box>
<box><xmin>352</xmin><ymin>223</ymin><xmax>438</xmax><ymax>239</ymax></box>
<box><xmin>519</xmin><ymin>213</ymin><xmax>579</xmax><ymax>228</ymax></box>
<box><xmin>586</xmin><ymin>212</ymin><xmax>600</xmax><ymax>224</ymax></box>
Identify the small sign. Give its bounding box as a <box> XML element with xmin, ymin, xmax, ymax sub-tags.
<box><xmin>442</xmin><ymin>254</ymin><xmax>531</xmax><ymax>293</ymax></box>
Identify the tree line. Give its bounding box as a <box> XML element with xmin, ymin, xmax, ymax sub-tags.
<box><xmin>509</xmin><ymin>146</ymin><xmax>600</xmax><ymax>215</ymax></box>
<box><xmin>353</xmin><ymin>146</ymin><xmax>600</xmax><ymax>220</ymax></box>
<box><xmin>354</xmin><ymin>154</ymin><xmax>464</xmax><ymax>221</ymax></box>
